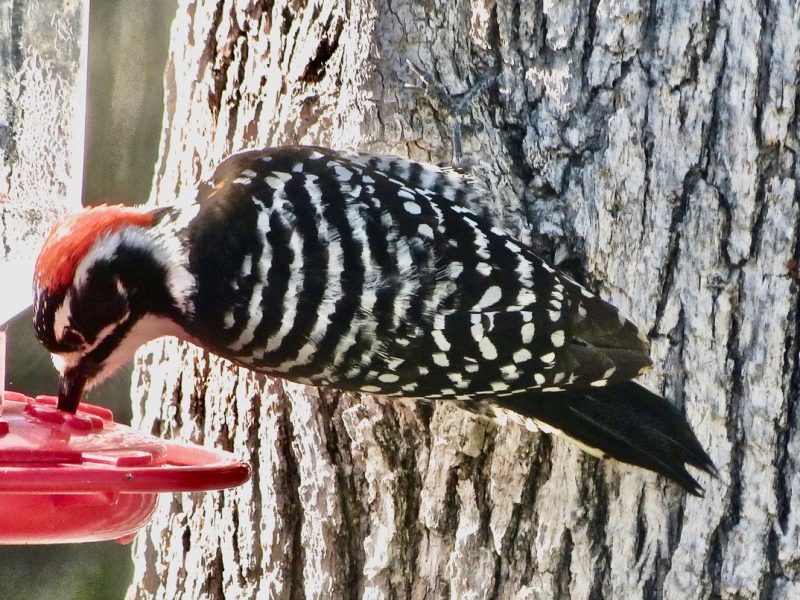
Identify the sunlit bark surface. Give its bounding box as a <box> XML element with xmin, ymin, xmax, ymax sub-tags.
<box><xmin>130</xmin><ymin>1</ymin><xmax>800</xmax><ymax>598</ymax></box>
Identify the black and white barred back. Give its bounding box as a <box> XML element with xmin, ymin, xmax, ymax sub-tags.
<box><xmin>34</xmin><ymin>145</ymin><xmax>714</xmax><ymax>493</ymax></box>
<box><xmin>178</xmin><ymin>146</ymin><xmax>650</xmax><ymax>401</ymax></box>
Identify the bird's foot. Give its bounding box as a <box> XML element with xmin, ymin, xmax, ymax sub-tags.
<box><xmin>405</xmin><ymin>61</ymin><xmax>496</xmax><ymax>170</ymax></box>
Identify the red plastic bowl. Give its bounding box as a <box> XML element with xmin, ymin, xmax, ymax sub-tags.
<box><xmin>0</xmin><ymin>391</ymin><xmax>250</xmax><ymax>544</ymax></box>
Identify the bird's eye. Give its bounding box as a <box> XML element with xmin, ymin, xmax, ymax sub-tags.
<box><xmin>61</xmin><ymin>326</ymin><xmax>85</xmax><ymax>349</ymax></box>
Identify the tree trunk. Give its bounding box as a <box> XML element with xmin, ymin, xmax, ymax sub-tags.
<box><xmin>128</xmin><ymin>1</ymin><xmax>800</xmax><ymax>598</ymax></box>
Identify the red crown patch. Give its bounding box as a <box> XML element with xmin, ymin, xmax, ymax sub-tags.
<box><xmin>35</xmin><ymin>205</ymin><xmax>155</xmax><ymax>293</ymax></box>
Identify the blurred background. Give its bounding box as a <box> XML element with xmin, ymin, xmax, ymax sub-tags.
<box><xmin>0</xmin><ymin>1</ymin><xmax>177</xmax><ymax>598</ymax></box>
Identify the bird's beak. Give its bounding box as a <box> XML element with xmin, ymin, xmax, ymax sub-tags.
<box><xmin>58</xmin><ymin>364</ymin><xmax>88</xmax><ymax>413</ymax></box>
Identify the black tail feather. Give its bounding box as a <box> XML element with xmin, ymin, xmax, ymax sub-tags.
<box><xmin>494</xmin><ymin>381</ymin><xmax>716</xmax><ymax>496</ymax></box>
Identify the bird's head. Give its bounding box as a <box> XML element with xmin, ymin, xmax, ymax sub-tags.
<box><xmin>33</xmin><ymin>204</ymin><xmax>193</xmax><ymax>413</ymax></box>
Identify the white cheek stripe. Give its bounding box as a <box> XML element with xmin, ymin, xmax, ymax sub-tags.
<box><xmin>84</xmin><ymin>315</ymin><xmax>192</xmax><ymax>389</ymax></box>
<box><xmin>50</xmin><ymin>314</ymin><xmax>190</xmax><ymax>388</ymax></box>
<box><xmin>85</xmin><ymin>316</ymin><xmax>129</xmax><ymax>354</ymax></box>
<box><xmin>49</xmin><ymin>311</ymin><xmax>129</xmax><ymax>375</ymax></box>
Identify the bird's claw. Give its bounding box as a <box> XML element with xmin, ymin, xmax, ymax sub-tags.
<box><xmin>405</xmin><ymin>60</ymin><xmax>497</xmax><ymax>170</ymax></box>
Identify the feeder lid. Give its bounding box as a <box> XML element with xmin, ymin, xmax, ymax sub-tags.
<box><xmin>0</xmin><ymin>391</ymin><xmax>251</xmax><ymax>544</ymax></box>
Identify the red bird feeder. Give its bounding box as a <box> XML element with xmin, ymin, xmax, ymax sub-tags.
<box><xmin>0</xmin><ymin>389</ymin><xmax>250</xmax><ymax>544</ymax></box>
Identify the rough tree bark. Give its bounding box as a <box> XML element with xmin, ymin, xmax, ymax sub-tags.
<box><xmin>128</xmin><ymin>1</ymin><xmax>799</xmax><ymax>598</ymax></box>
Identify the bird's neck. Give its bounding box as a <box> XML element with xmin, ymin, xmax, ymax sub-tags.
<box><xmin>146</xmin><ymin>205</ymin><xmax>199</xmax><ymax>321</ymax></box>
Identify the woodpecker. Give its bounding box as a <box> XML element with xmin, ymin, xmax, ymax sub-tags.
<box><xmin>33</xmin><ymin>146</ymin><xmax>714</xmax><ymax>494</ymax></box>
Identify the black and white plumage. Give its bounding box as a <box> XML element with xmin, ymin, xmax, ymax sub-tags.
<box><xmin>33</xmin><ymin>146</ymin><xmax>715</xmax><ymax>494</ymax></box>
